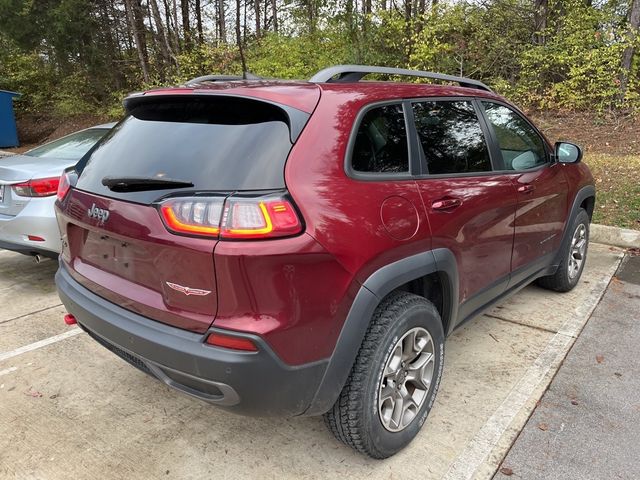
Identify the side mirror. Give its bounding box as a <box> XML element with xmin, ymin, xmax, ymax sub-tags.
<box><xmin>555</xmin><ymin>141</ymin><xmax>583</xmax><ymax>164</ymax></box>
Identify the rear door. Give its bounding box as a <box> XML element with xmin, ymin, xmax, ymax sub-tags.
<box><xmin>411</xmin><ymin>99</ymin><xmax>518</xmax><ymax>323</ymax></box>
<box><xmin>58</xmin><ymin>95</ymin><xmax>301</xmax><ymax>333</ymax></box>
<box><xmin>479</xmin><ymin>101</ymin><xmax>569</xmax><ymax>284</ymax></box>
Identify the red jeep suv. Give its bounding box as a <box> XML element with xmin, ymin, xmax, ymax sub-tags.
<box><xmin>55</xmin><ymin>65</ymin><xmax>594</xmax><ymax>458</ymax></box>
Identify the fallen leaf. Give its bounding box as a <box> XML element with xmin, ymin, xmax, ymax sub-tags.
<box><xmin>571</xmin><ymin>400</ymin><xmax>579</xmax><ymax>406</ymax></box>
<box><xmin>614</xmin><ymin>372</ymin><xmax>622</xmax><ymax>377</ymax></box>
<box><xmin>500</xmin><ymin>467</ymin><xmax>514</xmax><ymax>476</ymax></box>
<box><xmin>596</xmin><ymin>355</ymin><xmax>604</xmax><ymax>364</ymax></box>
<box><xmin>538</xmin><ymin>423</ymin><xmax>549</xmax><ymax>431</ymax></box>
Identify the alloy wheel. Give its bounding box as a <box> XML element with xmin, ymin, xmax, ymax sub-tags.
<box><xmin>568</xmin><ymin>223</ymin><xmax>587</xmax><ymax>280</ymax></box>
<box><xmin>378</xmin><ymin>327</ymin><xmax>435</xmax><ymax>432</ymax></box>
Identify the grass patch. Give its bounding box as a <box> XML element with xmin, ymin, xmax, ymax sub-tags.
<box><xmin>584</xmin><ymin>153</ymin><xmax>640</xmax><ymax>230</ymax></box>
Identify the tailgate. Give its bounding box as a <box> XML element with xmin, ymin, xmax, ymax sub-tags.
<box><xmin>60</xmin><ymin>189</ymin><xmax>218</xmax><ymax>333</ymax></box>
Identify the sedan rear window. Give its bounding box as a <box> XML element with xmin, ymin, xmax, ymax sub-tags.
<box><xmin>26</xmin><ymin>128</ymin><xmax>109</xmax><ymax>160</ymax></box>
<box><xmin>75</xmin><ymin>97</ymin><xmax>294</xmax><ymax>201</ymax></box>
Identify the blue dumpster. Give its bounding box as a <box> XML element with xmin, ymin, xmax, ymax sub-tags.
<box><xmin>0</xmin><ymin>90</ymin><xmax>20</xmax><ymax>148</ymax></box>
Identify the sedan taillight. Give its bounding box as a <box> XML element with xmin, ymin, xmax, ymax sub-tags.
<box><xmin>57</xmin><ymin>172</ymin><xmax>72</xmax><ymax>201</ymax></box>
<box><xmin>159</xmin><ymin>194</ymin><xmax>303</xmax><ymax>240</ymax></box>
<box><xmin>13</xmin><ymin>177</ymin><xmax>60</xmax><ymax>197</ymax></box>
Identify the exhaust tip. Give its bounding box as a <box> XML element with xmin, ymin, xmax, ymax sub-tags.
<box><xmin>33</xmin><ymin>254</ymin><xmax>42</xmax><ymax>264</ymax></box>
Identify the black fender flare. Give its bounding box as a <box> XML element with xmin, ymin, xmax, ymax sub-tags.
<box><xmin>552</xmin><ymin>185</ymin><xmax>596</xmax><ymax>267</ymax></box>
<box><xmin>302</xmin><ymin>248</ymin><xmax>459</xmax><ymax>416</ymax></box>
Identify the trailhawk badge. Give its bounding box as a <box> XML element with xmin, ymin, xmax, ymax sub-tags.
<box><xmin>166</xmin><ymin>282</ymin><xmax>212</xmax><ymax>297</ymax></box>
<box><xmin>87</xmin><ymin>203</ymin><xmax>110</xmax><ymax>223</ymax></box>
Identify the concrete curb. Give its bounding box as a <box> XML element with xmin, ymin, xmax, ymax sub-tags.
<box><xmin>591</xmin><ymin>223</ymin><xmax>640</xmax><ymax>249</ymax></box>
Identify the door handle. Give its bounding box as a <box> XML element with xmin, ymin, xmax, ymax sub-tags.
<box><xmin>517</xmin><ymin>184</ymin><xmax>535</xmax><ymax>194</ymax></box>
<box><xmin>432</xmin><ymin>198</ymin><xmax>462</xmax><ymax>211</ymax></box>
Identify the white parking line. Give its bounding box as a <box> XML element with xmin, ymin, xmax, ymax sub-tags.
<box><xmin>0</xmin><ymin>366</ymin><xmax>18</xmax><ymax>377</ymax></box>
<box><xmin>0</xmin><ymin>329</ymin><xmax>83</xmax><ymax>363</ymax></box>
<box><xmin>443</xmin><ymin>253</ymin><xmax>623</xmax><ymax>480</ymax></box>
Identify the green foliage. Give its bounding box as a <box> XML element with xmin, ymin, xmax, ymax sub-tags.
<box><xmin>0</xmin><ymin>0</ymin><xmax>639</xmax><ymax>117</ymax></box>
<box><xmin>248</xmin><ymin>32</ymin><xmax>349</xmax><ymax>78</ymax></box>
<box><xmin>515</xmin><ymin>0</ymin><xmax>628</xmax><ymax>110</ymax></box>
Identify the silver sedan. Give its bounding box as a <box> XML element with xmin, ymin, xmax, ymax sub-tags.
<box><xmin>0</xmin><ymin>123</ymin><xmax>115</xmax><ymax>258</ymax></box>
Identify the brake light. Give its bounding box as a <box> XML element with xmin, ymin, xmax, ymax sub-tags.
<box><xmin>220</xmin><ymin>198</ymin><xmax>302</xmax><ymax>239</ymax></box>
<box><xmin>57</xmin><ymin>171</ymin><xmax>73</xmax><ymax>201</ymax></box>
<box><xmin>206</xmin><ymin>332</ymin><xmax>258</xmax><ymax>352</ymax></box>
<box><xmin>160</xmin><ymin>197</ymin><xmax>224</xmax><ymax>236</ymax></box>
<box><xmin>158</xmin><ymin>195</ymin><xmax>302</xmax><ymax>240</ymax></box>
<box><xmin>13</xmin><ymin>177</ymin><xmax>60</xmax><ymax>197</ymax></box>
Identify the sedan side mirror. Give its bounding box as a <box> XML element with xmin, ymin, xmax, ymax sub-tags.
<box><xmin>555</xmin><ymin>141</ymin><xmax>583</xmax><ymax>164</ymax></box>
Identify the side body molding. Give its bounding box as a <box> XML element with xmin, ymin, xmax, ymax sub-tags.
<box><xmin>302</xmin><ymin>248</ymin><xmax>459</xmax><ymax>416</ymax></box>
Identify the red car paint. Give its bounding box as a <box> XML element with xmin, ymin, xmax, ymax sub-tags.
<box><xmin>55</xmin><ymin>79</ymin><xmax>594</xmax><ymax>369</ymax></box>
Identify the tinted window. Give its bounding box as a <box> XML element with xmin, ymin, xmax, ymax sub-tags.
<box><xmin>351</xmin><ymin>104</ymin><xmax>409</xmax><ymax>173</ymax></box>
<box><xmin>482</xmin><ymin>102</ymin><xmax>547</xmax><ymax>170</ymax></box>
<box><xmin>413</xmin><ymin>101</ymin><xmax>491</xmax><ymax>175</ymax></box>
<box><xmin>76</xmin><ymin>97</ymin><xmax>293</xmax><ymax>201</ymax></box>
<box><xmin>26</xmin><ymin>128</ymin><xmax>109</xmax><ymax>160</ymax></box>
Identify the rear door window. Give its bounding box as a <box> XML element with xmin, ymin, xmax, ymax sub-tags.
<box><xmin>412</xmin><ymin>101</ymin><xmax>492</xmax><ymax>175</ymax></box>
<box><xmin>350</xmin><ymin>104</ymin><xmax>409</xmax><ymax>174</ymax></box>
<box><xmin>75</xmin><ymin>97</ymin><xmax>294</xmax><ymax>203</ymax></box>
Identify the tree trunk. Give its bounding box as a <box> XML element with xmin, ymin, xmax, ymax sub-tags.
<box><xmin>271</xmin><ymin>0</ymin><xmax>278</xmax><ymax>32</ymax></box>
<box><xmin>533</xmin><ymin>0</ymin><xmax>548</xmax><ymax>45</ymax></box>
<box><xmin>195</xmin><ymin>0</ymin><xmax>204</xmax><ymax>43</ymax></box>
<box><xmin>304</xmin><ymin>0</ymin><xmax>316</xmax><ymax>33</ymax></box>
<box><xmin>254</xmin><ymin>0</ymin><xmax>261</xmax><ymax>36</ymax></box>
<box><xmin>404</xmin><ymin>0</ymin><xmax>412</xmax><ymax>23</ymax></box>
<box><xmin>217</xmin><ymin>0</ymin><xmax>227</xmax><ymax>42</ymax></box>
<box><xmin>150</xmin><ymin>0</ymin><xmax>175</xmax><ymax>68</ymax></box>
<box><xmin>243</xmin><ymin>0</ymin><xmax>248</xmax><ymax>41</ymax></box>
<box><xmin>181</xmin><ymin>0</ymin><xmax>191</xmax><ymax>48</ymax></box>
<box><xmin>619</xmin><ymin>0</ymin><xmax>640</xmax><ymax>101</ymax></box>
<box><xmin>236</xmin><ymin>0</ymin><xmax>247</xmax><ymax>75</ymax></box>
<box><xmin>124</xmin><ymin>0</ymin><xmax>151</xmax><ymax>82</ymax></box>
<box><xmin>168</xmin><ymin>0</ymin><xmax>181</xmax><ymax>52</ymax></box>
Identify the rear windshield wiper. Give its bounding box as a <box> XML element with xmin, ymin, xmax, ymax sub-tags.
<box><xmin>102</xmin><ymin>176</ymin><xmax>194</xmax><ymax>192</ymax></box>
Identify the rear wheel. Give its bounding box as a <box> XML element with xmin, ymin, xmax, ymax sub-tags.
<box><xmin>537</xmin><ymin>208</ymin><xmax>590</xmax><ymax>292</ymax></box>
<box><xmin>323</xmin><ymin>291</ymin><xmax>444</xmax><ymax>458</ymax></box>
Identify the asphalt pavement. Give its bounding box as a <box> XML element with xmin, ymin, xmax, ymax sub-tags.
<box><xmin>494</xmin><ymin>254</ymin><xmax>640</xmax><ymax>480</ymax></box>
<box><xmin>0</xmin><ymin>244</ymin><xmax>627</xmax><ymax>479</ymax></box>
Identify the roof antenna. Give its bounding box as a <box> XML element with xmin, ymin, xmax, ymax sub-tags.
<box><xmin>235</xmin><ymin>0</ymin><xmax>248</xmax><ymax>79</ymax></box>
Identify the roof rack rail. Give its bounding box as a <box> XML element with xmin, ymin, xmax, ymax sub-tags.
<box><xmin>309</xmin><ymin>65</ymin><xmax>492</xmax><ymax>92</ymax></box>
<box><xmin>185</xmin><ymin>73</ymin><xmax>261</xmax><ymax>85</ymax></box>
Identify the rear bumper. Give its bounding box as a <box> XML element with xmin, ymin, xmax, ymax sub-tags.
<box><xmin>0</xmin><ymin>196</ymin><xmax>61</xmax><ymax>255</ymax></box>
<box><xmin>56</xmin><ymin>264</ymin><xmax>328</xmax><ymax>416</ymax></box>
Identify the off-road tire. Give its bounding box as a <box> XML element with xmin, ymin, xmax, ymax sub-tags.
<box><xmin>537</xmin><ymin>208</ymin><xmax>590</xmax><ymax>292</ymax></box>
<box><xmin>323</xmin><ymin>291</ymin><xmax>444</xmax><ymax>459</ymax></box>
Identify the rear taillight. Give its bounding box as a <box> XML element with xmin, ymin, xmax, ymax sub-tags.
<box><xmin>57</xmin><ymin>172</ymin><xmax>73</xmax><ymax>201</ymax></box>
<box><xmin>160</xmin><ymin>197</ymin><xmax>224</xmax><ymax>236</ymax></box>
<box><xmin>13</xmin><ymin>177</ymin><xmax>60</xmax><ymax>197</ymax></box>
<box><xmin>159</xmin><ymin>194</ymin><xmax>302</xmax><ymax>240</ymax></box>
<box><xmin>221</xmin><ymin>197</ymin><xmax>302</xmax><ymax>239</ymax></box>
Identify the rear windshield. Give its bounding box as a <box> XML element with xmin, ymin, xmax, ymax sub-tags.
<box><xmin>75</xmin><ymin>97</ymin><xmax>293</xmax><ymax>200</ymax></box>
<box><xmin>26</xmin><ymin>128</ymin><xmax>109</xmax><ymax>160</ymax></box>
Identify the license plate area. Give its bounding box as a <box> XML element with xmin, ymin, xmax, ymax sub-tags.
<box><xmin>81</xmin><ymin>232</ymin><xmax>139</xmax><ymax>277</ymax></box>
